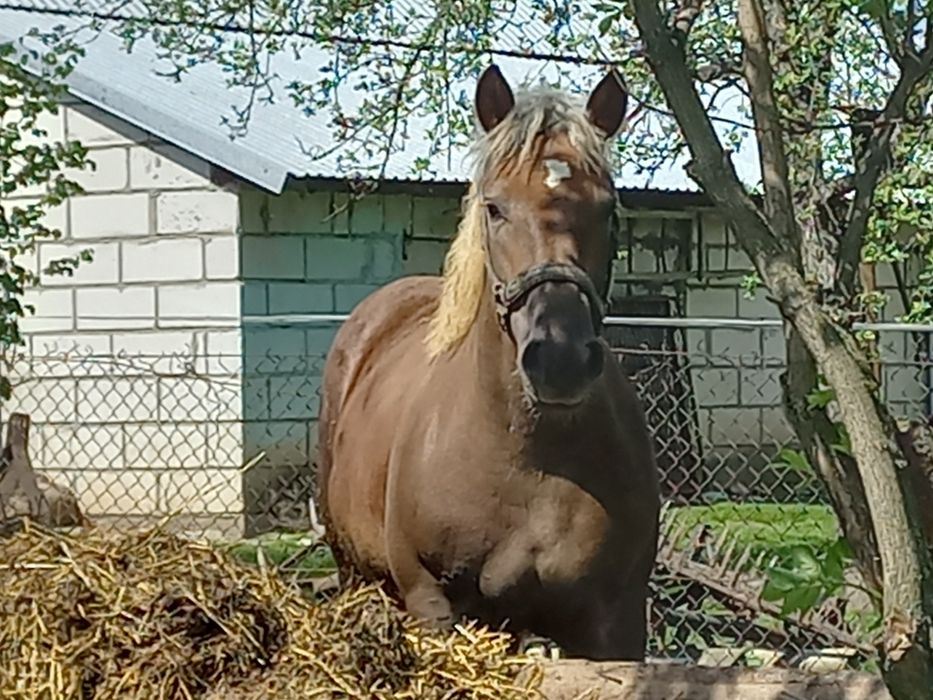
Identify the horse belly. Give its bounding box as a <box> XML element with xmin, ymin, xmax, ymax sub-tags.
<box><xmin>327</xmin><ymin>333</ymin><xmax>431</xmax><ymax>580</ymax></box>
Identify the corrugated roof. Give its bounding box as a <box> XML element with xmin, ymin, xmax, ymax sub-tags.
<box><xmin>0</xmin><ymin>1</ymin><xmax>757</xmax><ymax>194</ymax></box>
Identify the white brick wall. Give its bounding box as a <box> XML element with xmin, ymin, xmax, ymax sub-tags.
<box><xmin>71</xmin><ymin>193</ymin><xmax>151</xmax><ymax>238</ymax></box>
<box><xmin>76</xmin><ymin>287</ymin><xmax>156</xmax><ymax>330</ymax></box>
<box><xmin>122</xmin><ymin>239</ymin><xmax>204</xmax><ymax>282</ymax></box>
<box><xmin>130</xmin><ymin>144</ymin><xmax>212</xmax><ymax>189</ymax></box>
<box><xmin>2</xmin><ymin>97</ymin><xmax>246</xmax><ymax>531</ymax></box>
<box><xmin>157</xmin><ymin>190</ymin><xmax>238</xmax><ymax>234</ymax></box>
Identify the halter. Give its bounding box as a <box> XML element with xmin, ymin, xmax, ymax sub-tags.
<box><xmin>481</xmin><ymin>201</ymin><xmax>619</xmax><ymax>340</ymax></box>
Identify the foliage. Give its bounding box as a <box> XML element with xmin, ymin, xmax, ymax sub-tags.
<box><xmin>226</xmin><ymin>531</ymin><xmax>337</xmax><ymax>580</ymax></box>
<box><xmin>761</xmin><ymin>538</ymin><xmax>856</xmax><ymax>616</ymax></box>
<box><xmin>0</xmin><ymin>29</ymin><xmax>93</xmax><ymax>399</ymax></box>
<box><xmin>29</xmin><ymin>0</ymin><xmax>924</xmax><ymax>324</ymax></box>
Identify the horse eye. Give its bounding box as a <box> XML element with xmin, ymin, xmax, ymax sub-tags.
<box><xmin>486</xmin><ymin>202</ymin><xmax>505</xmax><ymax>221</ymax></box>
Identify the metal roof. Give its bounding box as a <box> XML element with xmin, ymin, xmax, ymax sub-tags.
<box><xmin>0</xmin><ymin>1</ymin><xmax>756</xmax><ymax>195</ymax></box>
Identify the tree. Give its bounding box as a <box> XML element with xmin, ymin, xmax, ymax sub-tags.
<box><xmin>0</xmin><ymin>28</ymin><xmax>93</xmax><ymax>400</ymax></box>
<box><xmin>22</xmin><ymin>0</ymin><xmax>933</xmax><ymax>696</ymax></box>
<box><xmin>625</xmin><ymin>2</ymin><xmax>933</xmax><ymax>696</ymax></box>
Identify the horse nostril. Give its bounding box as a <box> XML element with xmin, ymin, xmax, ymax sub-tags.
<box><xmin>520</xmin><ymin>339</ymin><xmax>544</xmax><ymax>379</ymax></box>
<box><xmin>584</xmin><ymin>340</ymin><xmax>604</xmax><ymax>380</ymax></box>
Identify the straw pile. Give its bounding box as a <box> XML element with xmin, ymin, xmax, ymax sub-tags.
<box><xmin>0</xmin><ymin>522</ymin><xmax>542</xmax><ymax>700</ymax></box>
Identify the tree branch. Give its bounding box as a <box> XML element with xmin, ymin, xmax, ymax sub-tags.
<box><xmin>837</xmin><ymin>47</ymin><xmax>933</xmax><ymax>296</ymax></box>
<box><xmin>671</xmin><ymin>0</ymin><xmax>705</xmax><ymax>39</ymax></box>
<box><xmin>879</xmin><ymin>8</ymin><xmax>903</xmax><ymax>61</ymax></box>
<box><xmin>629</xmin><ymin>1</ymin><xmax>784</xmax><ymax>259</ymax></box>
<box><xmin>737</xmin><ymin>0</ymin><xmax>798</xmax><ymax>246</ymax></box>
<box><xmin>905</xmin><ymin>0</ymin><xmax>917</xmax><ymax>56</ymax></box>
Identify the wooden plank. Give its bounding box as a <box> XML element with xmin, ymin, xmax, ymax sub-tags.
<box><xmin>526</xmin><ymin>661</ymin><xmax>891</xmax><ymax>700</ymax></box>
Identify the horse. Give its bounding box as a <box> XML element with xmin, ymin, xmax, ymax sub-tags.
<box><xmin>314</xmin><ymin>64</ymin><xmax>661</xmax><ymax>660</ymax></box>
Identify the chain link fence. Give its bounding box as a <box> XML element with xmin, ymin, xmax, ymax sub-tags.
<box><xmin>2</xmin><ymin>318</ymin><xmax>931</xmax><ymax>669</ymax></box>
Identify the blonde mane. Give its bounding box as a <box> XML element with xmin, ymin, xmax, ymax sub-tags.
<box><xmin>424</xmin><ymin>85</ymin><xmax>615</xmax><ymax>358</ymax></box>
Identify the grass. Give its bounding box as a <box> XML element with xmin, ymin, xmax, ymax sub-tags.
<box><xmin>666</xmin><ymin>502</ymin><xmax>841</xmax><ymax>568</ymax></box>
<box><xmin>225</xmin><ymin>532</ymin><xmax>337</xmax><ymax>580</ymax></box>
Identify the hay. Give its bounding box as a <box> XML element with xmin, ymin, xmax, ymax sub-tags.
<box><xmin>0</xmin><ymin>522</ymin><xmax>541</xmax><ymax>700</ymax></box>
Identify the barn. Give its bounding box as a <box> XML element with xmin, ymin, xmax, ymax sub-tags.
<box><xmin>1</xmin><ymin>4</ymin><xmax>924</xmax><ymax>541</ymax></box>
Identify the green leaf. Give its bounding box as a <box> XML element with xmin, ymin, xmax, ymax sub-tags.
<box><xmin>782</xmin><ymin>584</ymin><xmax>823</xmax><ymax>616</ymax></box>
<box><xmin>761</xmin><ymin>579</ymin><xmax>789</xmax><ymax>602</ymax></box>
<box><xmin>830</xmin><ymin>426</ymin><xmax>852</xmax><ymax>456</ymax></box>
<box><xmin>854</xmin><ymin>0</ymin><xmax>887</xmax><ymax>19</ymax></box>
<box><xmin>597</xmin><ymin>13</ymin><xmax>617</xmax><ymax>35</ymax></box>
<box><xmin>788</xmin><ymin>546</ymin><xmax>822</xmax><ymax>581</ymax></box>
<box><xmin>763</xmin><ymin>565</ymin><xmax>805</xmax><ymax>594</ymax></box>
<box><xmin>776</xmin><ymin>448</ymin><xmax>812</xmax><ymax>473</ymax></box>
<box><xmin>807</xmin><ymin>387</ymin><xmax>835</xmax><ymax>409</ymax></box>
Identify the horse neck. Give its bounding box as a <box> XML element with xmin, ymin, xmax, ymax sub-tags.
<box><xmin>461</xmin><ymin>287</ymin><xmax>529</xmax><ymax>423</ymax></box>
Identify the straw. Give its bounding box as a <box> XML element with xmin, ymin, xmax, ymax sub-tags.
<box><xmin>0</xmin><ymin>521</ymin><xmax>542</xmax><ymax>700</ymax></box>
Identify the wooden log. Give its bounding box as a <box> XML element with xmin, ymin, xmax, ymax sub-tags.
<box><xmin>524</xmin><ymin>661</ymin><xmax>891</xmax><ymax>700</ymax></box>
<box><xmin>0</xmin><ymin>413</ymin><xmax>85</xmax><ymax>530</ymax></box>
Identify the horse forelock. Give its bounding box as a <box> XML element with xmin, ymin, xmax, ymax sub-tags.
<box><xmin>424</xmin><ymin>86</ymin><xmax>616</xmax><ymax>359</ymax></box>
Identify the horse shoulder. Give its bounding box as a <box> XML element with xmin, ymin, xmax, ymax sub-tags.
<box><xmin>323</xmin><ymin>276</ymin><xmax>440</xmax><ymax>406</ymax></box>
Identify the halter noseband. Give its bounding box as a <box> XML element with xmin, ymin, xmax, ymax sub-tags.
<box><xmin>481</xmin><ymin>203</ymin><xmax>619</xmax><ymax>339</ymax></box>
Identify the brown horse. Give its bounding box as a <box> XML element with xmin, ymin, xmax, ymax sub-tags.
<box><xmin>315</xmin><ymin>65</ymin><xmax>660</xmax><ymax>660</ymax></box>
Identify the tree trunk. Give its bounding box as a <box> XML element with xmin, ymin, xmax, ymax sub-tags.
<box><xmin>784</xmin><ymin>303</ymin><xmax>933</xmax><ymax>700</ymax></box>
<box><xmin>781</xmin><ymin>329</ymin><xmax>882</xmax><ymax>593</ymax></box>
<box><xmin>628</xmin><ymin>3</ymin><xmax>933</xmax><ymax>695</ymax></box>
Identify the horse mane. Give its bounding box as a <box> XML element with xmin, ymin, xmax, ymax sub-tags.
<box><xmin>424</xmin><ymin>84</ymin><xmax>616</xmax><ymax>358</ymax></box>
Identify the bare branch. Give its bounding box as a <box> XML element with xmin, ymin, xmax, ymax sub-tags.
<box><xmin>629</xmin><ymin>0</ymin><xmax>788</xmax><ymax>271</ymax></box>
<box><xmin>879</xmin><ymin>8</ymin><xmax>903</xmax><ymax>61</ymax></box>
<box><xmin>837</xmin><ymin>49</ymin><xmax>933</xmax><ymax>294</ymax></box>
<box><xmin>671</xmin><ymin>0</ymin><xmax>705</xmax><ymax>38</ymax></box>
<box><xmin>925</xmin><ymin>15</ymin><xmax>933</xmax><ymax>56</ymax></box>
<box><xmin>693</xmin><ymin>60</ymin><xmax>741</xmax><ymax>83</ymax></box>
<box><xmin>737</xmin><ymin>0</ymin><xmax>797</xmax><ymax>245</ymax></box>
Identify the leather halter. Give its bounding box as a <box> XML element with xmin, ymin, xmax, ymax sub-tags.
<box><xmin>481</xmin><ymin>202</ymin><xmax>619</xmax><ymax>339</ymax></box>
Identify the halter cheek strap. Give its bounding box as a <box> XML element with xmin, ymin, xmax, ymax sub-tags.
<box><xmin>481</xmin><ymin>204</ymin><xmax>617</xmax><ymax>339</ymax></box>
<box><xmin>491</xmin><ymin>262</ymin><xmax>606</xmax><ymax>336</ymax></box>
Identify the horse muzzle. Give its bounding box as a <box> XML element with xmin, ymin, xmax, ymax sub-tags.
<box><xmin>509</xmin><ymin>278</ymin><xmax>606</xmax><ymax>408</ymax></box>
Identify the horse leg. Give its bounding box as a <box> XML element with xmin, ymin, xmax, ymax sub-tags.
<box><xmin>553</xmin><ymin>585</ymin><xmax>649</xmax><ymax>661</ymax></box>
<box><xmin>403</xmin><ymin>574</ymin><xmax>455</xmax><ymax>629</ymax></box>
<box><xmin>597</xmin><ymin>589</ymin><xmax>649</xmax><ymax>661</ymax></box>
<box><xmin>386</xmin><ymin>536</ymin><xmax>454</xmax><ymax>628</ymax></box>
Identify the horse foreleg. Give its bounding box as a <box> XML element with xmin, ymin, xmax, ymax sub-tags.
<box><xmin>386</xmin><ymin>538</ymin><xmax>454</xmax><ymax>629</ymax></box>
<box><xmin>403</xmin><ymin>575</ymin><xmax>455</xmax><ymax>629</ymax></box>
<box><xmin>558</xmin><ymin>586</ymin><xmax>649</xmax><ymax>661</ymax></box>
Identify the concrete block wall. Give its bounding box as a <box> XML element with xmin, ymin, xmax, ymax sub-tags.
<box><xmin>1</xmin><ymin>99</ymin><xmax>243</xmax><ymax>536</ymax></box>
<box><xmin>682</xmin><ymin>215</ymin><xmax>928</xmax><ymax>498</ymax></box>
<box><xmin>237</xmin><ymin>187</ymin><xmax>448</xmax><ymax>533</ymax></box>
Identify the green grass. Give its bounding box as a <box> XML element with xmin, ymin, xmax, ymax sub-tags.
<box><xmin>667</xmin><ymin>503</ymin><xmax>840</xmax><ymax>567</ymax></box>
<box><xmin>225</xmin><ymin>532</ymin><xmax>337</xmax><ymax>579</ymax></box>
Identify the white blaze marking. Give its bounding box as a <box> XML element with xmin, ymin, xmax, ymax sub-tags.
<box><xmin>543</xmin><ymin>159</ymin><xmax>572</xmax><ymax>188</ymax></box>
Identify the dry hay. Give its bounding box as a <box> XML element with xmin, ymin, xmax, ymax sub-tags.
<box><xmin>0</xmin><ymin>521</ymin><xmax>542</xmax><ymax>700</ymax></box>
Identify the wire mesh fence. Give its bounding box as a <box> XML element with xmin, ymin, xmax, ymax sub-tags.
<box><xmin>1</xmin><ymin>319</ymin><xmax>930</xmax><ymax>669</ymax></box>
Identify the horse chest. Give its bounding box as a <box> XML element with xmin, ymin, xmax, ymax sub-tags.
<box><xmin>478</xmin><ymin>482</ymin><xmax>610</xmax><ymax>597</ymax></box>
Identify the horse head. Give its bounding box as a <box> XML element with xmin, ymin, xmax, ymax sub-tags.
<box><xmin>467</xmin><ymin>65</ymin><xmax>627</xmax><ymax>408</ymax></box>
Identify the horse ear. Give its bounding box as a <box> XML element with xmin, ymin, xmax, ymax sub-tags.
<box><xmin>475</xmin><ymin>65</ymin><xmax>515</xmax><ymax>133</ymax></box>
<box><xmin>586</xmin><ymin>70</ymin><xmax>628</xmax><ymax>139</ymax></box>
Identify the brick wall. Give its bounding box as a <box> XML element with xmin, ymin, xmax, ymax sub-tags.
<box><xmin>1</xmin><ymin>99</ymin><xmax>243</xmax><ymax>537</ymax></box>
